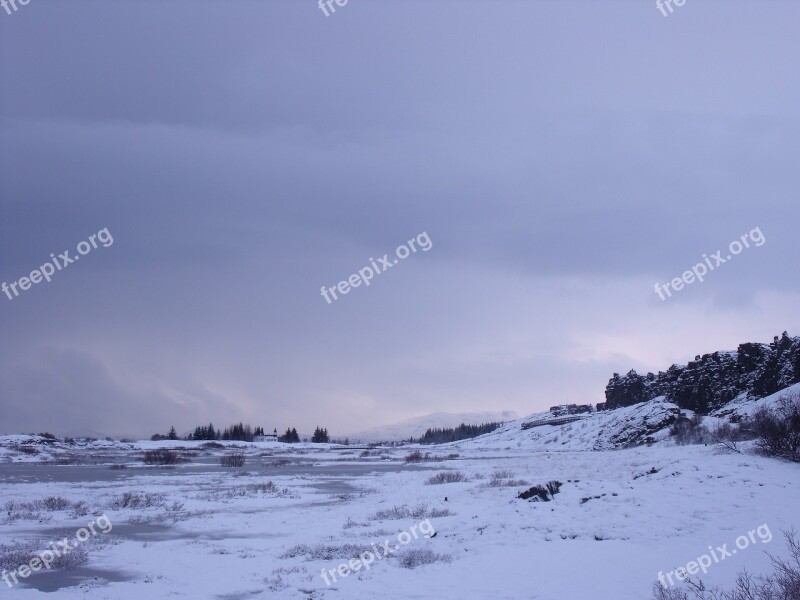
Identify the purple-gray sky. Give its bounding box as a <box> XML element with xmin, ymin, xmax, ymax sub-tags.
<box><xmin>1</xmin><ymin>0</ymin><xmax>798</xmax><ymax>438</ymax></box>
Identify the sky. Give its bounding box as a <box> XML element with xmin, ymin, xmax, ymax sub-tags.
<box><xmin>1</xmin><ymin>0</ymin><xmax>799</xmax><ymax>438</ymax></box>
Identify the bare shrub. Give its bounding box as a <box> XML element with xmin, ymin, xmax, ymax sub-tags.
<box><xmin>143</xmin><ymin>449</ymin><xmax>179</xmax><ymax>465</ymax></box>
<box><xmin>486</xmin><ymin>470</ymin><xmax>529</xmax><ymax>488</ymax></box>
<box><xmin>370</xmin><ymin>504</ymin><xmax>451</xmax><ymax>520</ymax></box>
<box><xmin>111</xmin><ymin>492</ymin><xmax>167</xmax><ymax>509</ymax></box>
<box><xmin>264</xmin><ymin>565</ymin><xmax>305</xmax><ymax>592</ymax></box>
<box><xmin>752</xmin><ymin>394</ymin><xmax>800</xmax><ymax>462</ymax></box>
<box><xmin>492</xmin><ymin>469</ymin><xmax>515</xmax><ymax>479</ymax></box>
<box><xmin>404</xmin><ymin>450</ymin><xmax>424</xmax><ymax>463</ymax></box>
<box><xmin>651</xmin><ymin>530</ymin><xmax>800</xmax><ymax>600</ymax></box>
<box><xmin>279</xmin><ymin>543</ymin><xmax>366</xmax><ymax>560</ymax></box>
<box><xmin>3</xmin><ymin>497</ymin><xmax>88</xmax><ymax>522</ymax></box>
<box><xmin>709</xmin><ymin>422</ymin><xmax>753</xmax><ymax>455</ymax></box>
<box><xmin>343</xmin><ymin>516</ymin><xmax>368</xmax><ymax>529</ymax></box>
<box><xmin>0</xmin><ymin>539</ymin><xmax>88</xmax><ymax>572</ymax></box>
<box><xmin>221</xmin><ymin>452</ymin><xmax>246</xmax><ymax>467</ymax></box>
<box><xmin>3</xmin><ymin>500</ymin><xmax>42</xmax><ymax>523</ymax></box>
<box><xmin>203</xmin><ymin>481</ymin><xmax>289</xmax><ymax>501</ymax></box>
<box><xmin>41</xmin><ymin>496</ymin><xmax>72</xmax><ymax>511</ymax></box>
<box><xmin>670</xmin><ymin>414</ymin><xmax>709</xmax><ymax>446</ymax></box>
<box><xmin>221</xmin><ymin>482</ymin><xmax>278</xmax><ymax>498</ymax></box>
<box><xmin>397</xmin><ymin>548</ymin><xmax>452</xmax><ymax>569</ymax></box>
<box><xmin>70</xmin><ymin>500</ymin><xmax>89</xmax><ymax>519</ymax></box>
<box><xmin>246</xmin><ymin>481</ymin><xmax>278</xmax><ymax>493</ymax></box>
<box><xmin>426</xmin><ymin>471</ymin><xmax>468</xmax><ymax>485</ymax></box>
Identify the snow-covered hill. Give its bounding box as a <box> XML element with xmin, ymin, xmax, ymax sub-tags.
<box><xmin>453</xmin><ymin>399</ymin><xmax>681</xmax><ymax>451</ymax></box>
<box><xmin>710</xmin><ymin>381</ymin><xmax>800</xmax><ymax>420</ymax></box>
<box><xmin>455</xmin><ymin>382</ymin><xmax>800</xmax><ymax>452</ymax></box>
<box><xmin>347</xmin><ymin>410</ymin><xmax>518</xmax><ymax>442</ymax></box>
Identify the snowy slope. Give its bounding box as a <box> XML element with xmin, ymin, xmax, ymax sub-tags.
<box><xmin>454</xmin><ymin>383</ymin><xmax>800</xmax><ymax>453</ymax></box>
<box><xmin>347</xmin><ymin>410</ymin><xmax>518</xmax><ymax>442</ymax></box>
<box><xmin>453</xmin><ymin>398</ymin><xmax>681</xmax><ymax>451</ymax></box>
<box><xmin>710</xmin><ymin>381</ymin><xmax>800</xmax><ymax>420</ymax></box>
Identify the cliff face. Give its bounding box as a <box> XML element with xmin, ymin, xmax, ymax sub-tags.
<box><xmin>605</xmin><ymin>332</ymin><xmax>800</xmax><ymax>413</ymax></box>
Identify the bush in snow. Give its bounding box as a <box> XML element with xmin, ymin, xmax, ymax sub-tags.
<box><xmin>0</xmin><ymin>539</ymin><xmax>88</xmax><ymax>572</ymax></box>
<box><xmin>370</xmin><ymin>504</ymin><xmax>451</xmax><ymax>520</ymax></box>
<box><xmin>751</xmin><ymin>394</ymin><xmax>800</xmax><ymax>462</ymax></box>
<box><xmin>397</xmin><ymin>548</ymin><xmax>452</xmax><ymax>569</ymax></box>
<box><xmin>3</xmin><ymin>497</ymin><xmax>88</xmax><ymax>523</ymax></box>
<box><xmin>41</xmin><ymin>496</ymin><xmax>72</xmax><ymax>511</ymax></box>
<box><xmin>404</xmin><ymin>450</ymin><xmax>424</xmax><ymax>463</ymax></box>
<box><xmin>708</xmin><ymin>422</ymin><xmax>753</xmax><ymax>455</ymax></box>
<box><xmin>220</xmin><ymin>452</ymin><xmax>246</xmax><ymax>467</ymax></box>
<box><xmin>426</xmin><ymin>471</ymin><xmax>468</xmax><ymax>485</ymax></box>
<box><xmin>143</xmin><ymin>449</ymin><xmax>180</xmax><ymax>465</ymax></box>
<box><xmin>279</xmin><ymin>543</ymin><xmax>366</xmax><ymax>560</ymax></box>
<box><xmin>111</xmin><ymin>492</ymin><xmax>167</xmax><ymax>509</ymax></box>
<box><xmin>486</xmin><ymin>470</ymin><xmax>529</xmax><ymax>488</ymax></box>
<box><xmin>670</xmin><ymin>414</ymin><xmax>709</xmax><ymax>446</ymax></box>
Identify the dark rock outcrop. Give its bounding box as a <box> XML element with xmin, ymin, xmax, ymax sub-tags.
<box><xmin>605</xmin><ymin>332</ymin><xmax>800</xmax><ymax>413</ymax></box>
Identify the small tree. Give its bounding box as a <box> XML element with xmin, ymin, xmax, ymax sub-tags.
<box><xmin>312</xmin><ymin>427</ymin><xmax>330</xmax><ymax>443</ymax></box>
<box><xmin>167</xmin><ymin>426</ymin><xmax>178</xmax><ymax>440</ymax></box>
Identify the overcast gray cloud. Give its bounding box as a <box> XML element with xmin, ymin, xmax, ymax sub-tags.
<box><xmin>1</xmin><ymin>0</ymin><xmax>798</xmax><ymax>438</ymax></box>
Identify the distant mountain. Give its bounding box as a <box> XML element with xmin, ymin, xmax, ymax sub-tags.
<box><xmin>605</xmin><ymin>331</ymin><xmax>800</xmax><ymax>413</ymax></box>
<box><xmin>347</xmin><ymin>410</ymin><xmax>519</xmax><ymax>442</ymax></box>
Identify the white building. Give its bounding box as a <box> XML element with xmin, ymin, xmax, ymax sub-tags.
<box><xmin>254</xmin><ymin>428</ymin><xmax>279</xmax><ymax>442</ymax></box>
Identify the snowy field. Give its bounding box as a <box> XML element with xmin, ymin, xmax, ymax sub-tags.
<box><xmin>1</xmin><ymin>421</ymin><xmax>798</xmax><ymax>599</ymax></box>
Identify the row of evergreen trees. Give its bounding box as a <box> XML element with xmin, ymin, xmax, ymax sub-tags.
<box><xmin>187</xmin><ymin>423</ymin><xmax>265</xmax><ymax>442</ymax></box>
<box><xmin>152</xmin><ymin>424</ymin><xmax>333</xmax><ymax>443</ymax></box>
<box><xmin>276</xmin><ymin>427</ymin><xmax>330</xmax><ymax>443</ymax></box>
<box><xmin>418</xmin><ymin>422</ymin><xmax>503</xmax><ymax>444</ymax></box>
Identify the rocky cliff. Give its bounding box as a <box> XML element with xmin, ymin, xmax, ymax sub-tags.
<box><xmin>605</xmin><ymin>332</ymin><xmax>800</xmax><ymax>413</ymax></box>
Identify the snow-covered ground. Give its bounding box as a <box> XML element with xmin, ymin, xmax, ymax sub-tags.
<box><xmin>1</xmin><ymin>389</ymin><xmax>798</xmax><ymax>599</ymax></box>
